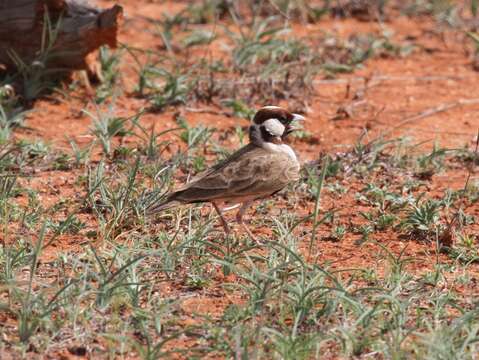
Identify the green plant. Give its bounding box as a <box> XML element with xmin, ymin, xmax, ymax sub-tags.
<box><xmin>402</xmin><ymin>199</ymin><xmax>442</xmax><ymax>240</ymax></box>
<box><xmin>47</xmin><ymin>215</ymin><xmax>85</xmax><ymax>235</ymax></box>
<box><xmin>182</xmin><ymin>30</ymin><xmax>217</xmax><ymax>48</ymax></box>
<box><xmin>331</xmin><ymin>224</ymin><xmax>346</xmax><ymax>241</ymax></box>
<box><xmin>95</xmin><ymin>46</ymin><xmax>123</xmax><ymax>103</ymax></box>
<box><xmin>176</xmin><ymin>115</ymin><xmax>214</xmax><ymax>150</ymax></box>
<box><xmin>85</xmin><ymin>107</ymin><xmax>133</xmax><ymax>156</ymax></box>
<box><xmin>8</xmin><ymin>10</ymin><xmax>64</xmax><ymax>100</ymax></box>
<box><xmin>147</xmin><ymin>68</ymin><xmax>193</xmax><ymax>111</ymax></box>
<box><xmin>0</xmin><ymin>91</ymin><xmax>27</xmax><ymax>143</ymax></box>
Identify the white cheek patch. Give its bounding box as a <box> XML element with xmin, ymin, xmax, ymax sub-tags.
<box><xmin>263</xmin><ymin>118</ymin><xmax>285</xmax><ymax>137</ymax></box>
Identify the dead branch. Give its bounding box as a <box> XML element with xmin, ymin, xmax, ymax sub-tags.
<box><xmin>366</xmin><ymin>98</ymin><xmax>479</xmax><ymax>148</ymax></box>
<box><xmin>0</xmin><ymin>0</ymin><xmax>122</xmax><ymax>73</ymax></box>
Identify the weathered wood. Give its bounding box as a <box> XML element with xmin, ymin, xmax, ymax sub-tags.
<box><xmin>0</xmin><ymin>0</ymin><xmax>122</xmax><ymax>72</ymax></box>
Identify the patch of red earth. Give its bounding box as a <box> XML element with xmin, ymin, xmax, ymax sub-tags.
<box><xmin>294</xmin><ymin>16</ymin><xmax>479</xmax><ymax>155</ymax></box>
<box><xmin>180</xmin><ymin>295</ymin><xmax>238</xmax><ymax>322</ymax></box>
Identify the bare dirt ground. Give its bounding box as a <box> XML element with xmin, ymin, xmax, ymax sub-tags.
<box><xmin>2</xmin><ymin>0</ymin><xmax>479</xmax><ymax>358</ymax></box>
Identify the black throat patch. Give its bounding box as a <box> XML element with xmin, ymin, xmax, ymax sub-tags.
<box><xmin>259</xmin><ymin>125</ymin><xmax>282</xmax><ymax>144</ymax></box>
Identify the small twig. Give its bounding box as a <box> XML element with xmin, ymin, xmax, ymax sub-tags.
<box><xmin>267</xmin><ymin>0</ymin><xmax>291</xmax><ymax>20</ymax></box>
<box><xmin>331</xmin><ymin>99</ymin><xmax>368</xmax><ymax>121</ymax></box>
<box><xmin>387</xmin><ymin>102</ymin><xmax>460</xmax><ymax>134</ymax></box>
<box><xmin>184</xmin><ymin>107</ymin><xmax>231</xmax><ymax>117</ymax></box>
<box><xmin>399</xmin><ymin>128</ymin><xmax>477</xmax><ymax>136</ymax></box>
<box><xmin>463</xmin><ymin>128</ymin><xmax>479</xmax><ymax>192</ymax></box>
<box><xmin>308</xmin><ymin>156</ymin><xmax>329</xmax><ymax>259</ymax></box>
<box><xmin>366</xmin><ymin>98</ymin><xmax>479</xmax><ymax>148</ymax></box>
<box><xmin>313</xmin><ymin>75</ymin><xmax>468</xmax><ymax>85</ymax></box>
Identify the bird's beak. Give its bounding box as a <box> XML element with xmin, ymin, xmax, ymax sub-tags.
<box><xmin>283</xmin><ymin>113</ymin><xmax>306</xmax><ymax>138</ymax></box>
<box><xmin>288</xmin><ymin>113</ymin><xmax>306</xmax><ymax>132</ymax></box>
<box><xmin>292</xmin><ymin>113</ymin><xmax>305</xmax><ymax>122</ymax></box>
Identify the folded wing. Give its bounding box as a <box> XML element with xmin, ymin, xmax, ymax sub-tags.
<box><xmin>174</xmin><ymin>145</ymin><xmax>297</xmax><ymax>203</ymax></box>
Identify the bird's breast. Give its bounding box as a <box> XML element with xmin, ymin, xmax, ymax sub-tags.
<box><xmin>262</xmin><ymin>142</ymin><xmax>298</xmax><ymax>161</ymax></box>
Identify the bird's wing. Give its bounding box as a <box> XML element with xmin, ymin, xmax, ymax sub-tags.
<box><xmin>173</xmin><ymin>145</ymin><xmax>297</xmax><ymax>203</ymax></box>
<box><xmin>183</xmin><ymin>143</ymin><xmax>258</xmax><ymax>184</ymax></box>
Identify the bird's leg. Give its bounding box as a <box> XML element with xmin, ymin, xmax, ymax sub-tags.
<box><xmin>236</xmin><ymin>201</ymin><xmax>260</xmax><ymax>244</ymax></box>
<box><xmin>212</xmin><ymin>202</ymin><xmax>231</xmax><ymax>235</ymax></box>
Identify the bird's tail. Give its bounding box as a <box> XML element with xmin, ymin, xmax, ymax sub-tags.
<box><xmin>145</xmin><ymin>192</ymin><xmax>181</xmax><ymax>215</ymax></box>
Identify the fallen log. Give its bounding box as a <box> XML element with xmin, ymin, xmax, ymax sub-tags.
<box><xmin>0</xmin><ymin>0</ymin><xmax>122</xmax><ymax>73</ymax></box>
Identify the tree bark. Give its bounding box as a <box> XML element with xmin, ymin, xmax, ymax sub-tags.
<box><xmin>0</xmin><ymin>0</ymin><xmax>122</xmax><ymax>72</ymax></box>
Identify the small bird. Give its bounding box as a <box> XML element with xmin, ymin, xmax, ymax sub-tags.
<box><xmin>148</xmin><ymin>106</ymin><xmax>305</xmax><ymax>242</ymax></box>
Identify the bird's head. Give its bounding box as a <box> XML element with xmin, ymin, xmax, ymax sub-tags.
<box><xmin>249</xmin><ymin>106</ymin><xmax>305</xmax><ymax>145</ymax></box>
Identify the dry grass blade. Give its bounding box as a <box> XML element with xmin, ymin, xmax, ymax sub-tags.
<box><xmin>308</xmin><ymin>156</ymin><xmax>329</xmax><ymax>258</ymax></box>
<box><xmin>462</xmin><ymin>128</ymin><xmax>479</xmax><ymax>192</ymax></box>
